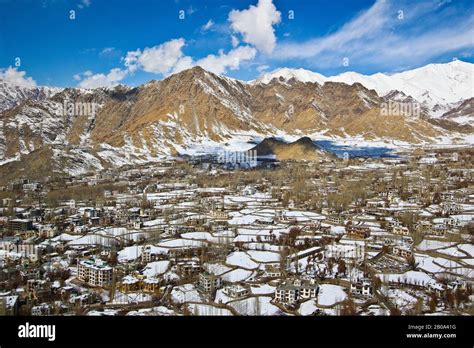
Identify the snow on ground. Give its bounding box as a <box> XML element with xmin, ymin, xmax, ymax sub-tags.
<box><xmin>415</xmin><ymin>254</ymin><xmax>463</xmax><ymax>274</ymax></box>
<box><xmin>317</xmin><ymin>284</ymin><xmax>347</xmax><ymax>307</ymax></box>
<box><xmin>436</xmin><ymin>247</ymin><xmax>468</xmax><ymax>258</ymax></box>
<box><xmin>113</xmin><ymin>291</ymin><xmax>152</xmax><ymax>304</ymax></box>
<box><xmin>364</xmin><ymin>304</ymin><xmax>389</xmax><ymax>316</ymax></box>
<box><xmin>181</xmin><ymin>232</ymin><xmax>214</xmax><ymax>242</ymax></box>
<box><xmin>244</xmin><ymin>242</ymin><xmax>281</xmax><ymax>252</ymax></box>
<box><xmin>379</xmin><ymin>271</ymin><xmax>435</xmax><ymax>286</ymax></box>
<box><xmin>226</xmin><ymin>251</ymin><xmax>259</xmax><ymax>270</ymax></box>
<box><xmin>457</xmin><ymin>243</ymin><xmax>474</xmax><ymax>257</ymax></box>
<box><xmin>387</xmin><ymin>288</ymin><xmax>418</xmax><ymax>309</ymax></box>
<box><xmin>51</xmin><ymin>233</ymin><xmax>81</xmax><ymax>242</ymax></box>
<box><xmin>250</xmin><ymin>284</ymin><xmax>276</xmax><ymax>295</ymax></box>
<box><xmin>157</xmin><ymin>238</ymin><xmax>206</xmax><ymax>248</ymax></box>
<box><xmin>299</xmin><ymin>299</ymin><xmax>318</xmax><ymax>315</ymax></box>
<box><xmin>229</xmin><ymin>296</ymin><xmax>282</xmax><ymax>315</ymax></box>
<box><xmin>87</xmin><ymin>309</ymin><xmax>120</xmax><ymax>316</ymax></box>
<box><xmin>118</xmin><ymin>245</ymin><xmax>142</xmax><ymax>262</ymax></box>
<box><xmin>142</xmin><ymin>260</ymin><xmax>170</xmax><ymax>277</ymax></box>
<box><xmin>246</xmin><ymin>250</ymin><xmax>280</xmax><ymax>263</ymax></box>
<box><xmin>416</xmin><ymin>240</ymin><xmax>456</xmax><ymax>251</ymax></box>
<box><xmin>228</xmin><ymin>213</ymin><xmax>261</xmax><ymax>225</ymax></box>
<box><xmin>171</xmin><ymin>284</ymin><xmax>202</xmax><ymax>304</ymax></box>
<box><xmin>214</xmin><ymin>289</ymin><xmax>235</xmax><ymax>304</ymax></box>
<box><xmin>126</xmin><ymin>306</ymin><xmax>177</xmax><ymax>316</ymax></box>
<box><xmin>187</xmin><ymin>303</ymin><xmax>234</xmax><ymax>316</ymax></box>
<box><xmin>205</xmin><ymin>263</ymin><xmax>233</xmax><ymax>276</ymax></box>
<box><xmin>221</xmin><ymin>268</ymin><xmax>254</xmax><ymax>282</ymax></box>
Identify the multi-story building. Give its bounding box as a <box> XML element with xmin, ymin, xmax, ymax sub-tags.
<box><xmin>77</xmin><ymin>259</ymin><xmax>113</xmax><ymax>287</ymax></box>
<box><xmin>392</xmin><ymin>245</ymin><xmax>413</xmax><ymax>259</ymax></box>
<box><xmin>275</xmin><ymin>279</ymin><xmax>318</xmax><ymax>304</ymax></box>
<box><xmin>350</xmin><ymin>279</ymin><xmax>374</xmax><ymax>297</ymax></box>
<box><xmin>31</xmin><ymin>303</ymin><xmax>51</xmax><ymax>316</ymax></box>
<box><xmin>392</xmin><ymin>226</ymin><xmax>410</xmax><ymax>236</ymax></box>
<box><xmin>8</xmin><ymin>219</ymin><xmax>33</xmax><ymax>232</ymax></box>
<box><xmin>197</xmin><ymin>272</ymin><xmax>222</xmax><ymax>294</ymax></box>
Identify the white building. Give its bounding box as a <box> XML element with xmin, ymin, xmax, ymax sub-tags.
<box><xmin>275</xmin><ymin>279</ymin><xmax>318</xmax><ymax>304</ymax></box>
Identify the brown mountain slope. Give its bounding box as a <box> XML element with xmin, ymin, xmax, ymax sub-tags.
<box><xmin>251</xmin><ymin>137</ymin><xmax>330</xmax><ymax>161</ymax></box>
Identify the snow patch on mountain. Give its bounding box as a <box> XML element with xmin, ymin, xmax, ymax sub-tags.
<box><xmin>256</xmin><ymin>60</ymin><xmax>474</xmax><ymax>110</ymax></box>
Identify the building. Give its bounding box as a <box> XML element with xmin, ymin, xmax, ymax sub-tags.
<box><xmin>0</xmin><ymin>295</ymin><xmax>18</xmax><ymax>315</ymax></box>
<box><xmin>392</xmin><ymin>226</ymin><xmax>410</xmax><ymax>236</ymax></box>
<box><xmin>222</xmin><ymin>284</ymin><xmax>249</xmax><ymax>299</ymax></box>
<box><xmin>210</xmin><ymin>209</ymin><xmax>229</xmax><ymax>220</ymax></box>
<box><xmin>77</xmin><ymin>259</ymin><xmax>113</xmax><ymax>287</ymax></box>
<box><xmin>350</xmin><ymin>279</ymin><xmax>374</xmax><ymax>297</ymax></box>
<box><xmin>8</xmin><ymin>219</ymin><xmax>33</xmax><ymax>232</ymax></box>
<box><xmin>141</xmin><ymin>245</ymin><xmax>164</xmax><ymax>263</ymax></box>
<box><xmin>31</xmin><ymin>303</ymin><xmax>51</xmax><ymax>316</ymax></box>
<box><xmin>327</xmin><ymin>215</ymin><xmax>344</xmax><ymax>225</ymax></box>
<box><xmin>392</xmin><ymin>245</ymin><xmax>413</xmax><ymax>259</ymax></box>
<box><xmin>197</xmin><ymin>272</ymin><xmax>222</xmax><ymax>294</ymax></box>
<box><xmin>176</xmin><ymin>261</ymin><xmax>202</xmax><ymax>277</ymax></box>
<box><xmin>346</xmin><ymin>226</ymin><xmax>371</xmax><ymax>239</ymax></box>
<box><xmin>263</xmin><ymin>264</ymin><xmax>281</xmax><ymax>278</ymax></box>
<box><xmin>274</xmin><ymin>279</ymin><xmax>318</xmax><ymax>304</ymax></box>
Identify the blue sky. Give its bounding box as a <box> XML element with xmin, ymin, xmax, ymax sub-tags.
<box><xmin>0</xmin><ymin>0</ymin><xmax>473</xmax><ymax>88</ymax></box>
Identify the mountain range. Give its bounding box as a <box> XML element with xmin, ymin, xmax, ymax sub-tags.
<box><xmin>0</xmin><ymin>60</ymin><xmax>472</xmax><ymax>180</ymax></box>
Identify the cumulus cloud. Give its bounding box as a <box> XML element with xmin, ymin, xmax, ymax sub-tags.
<box><xmin>75</xmin><ymin>29</ymin><xmax>259</xmax><ymax>88</ymax></box>
<box><xmin>77</xmin><ymin>68</ymin><xmax>128</xmax><ymax>88</ymax></box>
<box><xmin>228</xmin><ymin>0</ymin><xmax>281</xmax><ymax>54</ymax></box>
<box><xmin>0</xmin><ymin>67</ymin><xmax>37</xmax><ymax>88</ymax></box>
<box><xmin>124</xmin><ymin>38</ymin><xmax>189</xmax><ymax>75</ymax></box>
<box><xmin>192</xmin><ymin>46</ymin><xmax>257</xmax><ymax>75</ymax></box>
<box><xmin>123</xmin><ymin>38</ymin><xmax>256</xmax><ymax>76</ymax></box>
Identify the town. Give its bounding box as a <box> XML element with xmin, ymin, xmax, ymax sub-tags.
<box><xmin>0</xmin><ymin>147</ymin><xmax>472</xmax><ymax>316</ymax></box>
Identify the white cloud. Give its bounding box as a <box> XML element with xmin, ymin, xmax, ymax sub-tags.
<box><xmin>193</xmin><ymin>46</ymin><xmax>257</xmax><ymax>75</ymax></box>
<box><xmin>76</xmin><ymin>32</ymin><xmax>258</xmax><ymax>88</ymax></box>
<box><xmin>202</xmin><ymin>19</ymin><xmax>214</xmax><ymax>31</ymax></box>
<box><xmin>123</xmin><ymin>38</ymin><xmax>256</xmax><ymax>76</ymax></box>
<box><xmin>273</xmin><ymin>0</ymin><xmax>474</xmax><ymax>70</ymax></box>
<box><xmin>0</xmin><ymin>67</ymin><xmax>37</xmax><ymax>88</ymax></box>
<box><xmin>228</xmin><ymin>0</ymin><xmax>281</xmax><ymax>54</ymax></box>
<box><xmin>231</xmin><ymin>35</ymin><xmax>239</xmax><ymax>48</ymax></box>
<box><xmin>275</xmin><ymin>0</ymin><xmax>390</xmax><ymax>60</ymax></box>
<box><xmin>124</xmin><ymin>38</ymin><xmax>188</xmax><ymax>75</ymax></box>
<box><xmin>77</xmin><ymin>0</ymin><xmax>91</xmax><ymax>9</ymax></box>
<box><xmin>170</xmin><ymin>46</ymin><xmax>256</xmax><ymax>75</ymax></box>
<box><xmin>256</xmin><ymin>64</ymin><xmax>270</xmax><ymax>73</ymax></box>
<box><xmin>77</xmin><ymin>68</ymin><xmax>128</xmax><ymax>88</ymax></box>
<box><xmin>99</xmin><ymin>47</ymin><xmax>117</xmax><ymax>57</ymax></box>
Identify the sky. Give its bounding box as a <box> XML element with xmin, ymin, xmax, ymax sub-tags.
<box><xmin>0</xmin><ymin>0</ymin><xmax>473</xmax><ymax>88</ymax></box>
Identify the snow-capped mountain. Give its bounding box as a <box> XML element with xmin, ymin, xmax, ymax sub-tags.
<box><xmin>257</xmin><ymin>60</ymin><xmax>474</xmax><ymax>110</ymax></box>
<box><xmin>0</xmin><ymin>81</ymin><xmax>62</xmax><ymax>113</ymax></box>
<box><xmin>0</xmin><ymin>62</ymin><xmax>472</xmax><ymax>179</ymax></box>
<box><xmin>255</xmin><ymin>67</ymin><xmax>327</xmax><ymax>85</ymax></box>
